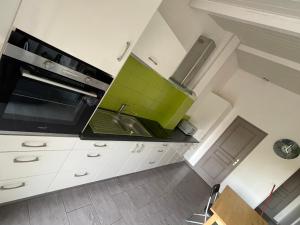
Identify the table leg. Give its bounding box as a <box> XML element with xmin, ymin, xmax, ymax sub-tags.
<box><xmin>204</xmin><ymin>214</ymin><xmax>218</xmax><ymax>225</ymax></box>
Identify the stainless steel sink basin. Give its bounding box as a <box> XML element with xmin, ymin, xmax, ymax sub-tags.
<box><xmin>90</xmin><ymin>109</ymin><xmax>152</xmax><ymax>137</ymax></box>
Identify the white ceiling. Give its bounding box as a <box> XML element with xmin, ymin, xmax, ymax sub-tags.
<box><xmin>208</xmin><ymin>0</ymin><xmax>300</xmax><ymax>18</ymax></box>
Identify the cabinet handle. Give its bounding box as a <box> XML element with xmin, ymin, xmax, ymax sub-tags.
<box><xmin>162</xmin><ymin>144</ymin><xmax>168</xmax><ymax>147</ymax></box>
<box><xmin>148</xmin><ymin>57</ymin><xmax>158</xmax><ymax>66</ymax></box>
<box><xmin>158</xmin><ymin>149</ymin><xmax>164</xmax><ymax>153</ymax></box>
<box><xmin>131</xmin><ymin>144</ymin><xmax>139</xmax><ymax>153</ymax></box>
<box><xmin>149</xmin><ymin>161</ymin><xmax>155</xmax><ymax>165</ymax></box>
<box><xmin>74</xmin><ymin>172</ymin><xmax>88</xmax><ymax>177</ymax></box>
<box><xmin>87</xmin><ymin>153</ymin><xmax>101</xmax><ymax>158</ymax></box>
<box><xmin>0</xmin><ymin>182</ymin><xmax>25</xmax><ymax>190</ymax></box>
<box><xmin>117</xmin><ymin>41</ymin><xmax>131</xmax><ymax>61</ymax></box>
<box><xmin>137</xmin><ymin>144</ymin><xmax>144</xmax><ymax>153</ymax></box>
<box><xmin>14</xmin><ymin>156</ymin><xmax>39</xmax><ymax>163</ymax></box>
<box><xmin>94</xmin><ymin>143</ymin><xmax>107</xmax><ymax>148</ymax></box>
<box><xmin>22</xmin><ymin>142</ymin><xmax>47</xmax><ymax>148</ymax></box>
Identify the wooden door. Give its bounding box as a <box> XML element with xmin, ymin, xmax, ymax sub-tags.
<box><xmin>259</xmin><ymin>169</ymin><xmax>300</xmax><ymax>219</ymax></box>
<box><xmin>195</xmin><ymin>116</ymin><xmax>267</xmax><ymax>186</ymax></box>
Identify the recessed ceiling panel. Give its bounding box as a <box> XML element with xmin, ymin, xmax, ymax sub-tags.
<box><xmin>212</xmin><ymin>16</ymin><xmax>300</xmax><ymax>64</ymax></box>
<box><xmin>237</xmin><ymin>49</ymin><xmax>300</xmax><ymax>96</ymax></box>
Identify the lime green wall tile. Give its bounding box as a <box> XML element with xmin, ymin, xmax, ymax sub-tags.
<box><xmin>98</xmin><ymin>56</ymin><xmax>194</xmax><ymax>129</ymax></box>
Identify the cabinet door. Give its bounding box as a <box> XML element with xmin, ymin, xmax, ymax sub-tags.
<box><xmin>117</xmin><ymin>143</ymin><xmax>150</xmax><ymax>176</ymax></box>
<box><xmin>97</xmin><ymin>142</ymin><xmax>135</xmax><ymax>180</ymax></box>
<box><xmin>14</xmin><ymin>0</ymin><xmax>162</xmax><ymax>77</ymax></box>
<box><xmin>132</xmin><ymin>12</ymin><xmax>186</xmax><ymax>79</ymax></box>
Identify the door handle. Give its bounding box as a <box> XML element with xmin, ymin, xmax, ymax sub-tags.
<box><xmin>0</xmin><ymin>182</ymin><xmax>25</xmax><ymax>190</ymax></box>
<box><xmin>232</xmin><ymin>159</ymin><xmax>240</xmax><ymax>166</ymax></box>
<box><xmin>14</xmin><ymin>156</ymin><xmax>39</xmax><ymax>163</ymax></box>
<box><xmin>117</xmin><ymin>41</ymin><xmax>131</xmax><ymax>61</ymax></box>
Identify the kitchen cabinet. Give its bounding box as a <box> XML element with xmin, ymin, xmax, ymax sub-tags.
<box><xmin>0</xmin><ymin>151</ymin><xmax>69</xmax><ymax>181</ymax></box>
<box><xmin>13</xmin><ymin>0</ymin><xmax>162</xmax><ymax>77</ymax></box>
<box><xmin>50</xmin><ymin>140</ymin><xmax>135</xmax><ymax>191</ymax></box>
<box><xmin>117</xmin><ymin>143</ymin><xmax>150</xmax><ymax>176</ymax></box>
<box><xmin>0</xmin><ymin>174</ymin><xmax>56</xmax><ymax>204</ymax></box>
<box><xmin>132</xmin><ymin>12</ymin><xmax>186</xmax><ymax>79</ymax></box>
<box><xmin>0</xmin><ymin>134</ymin><xmax>195</xmax><ymax>204</ymax></box>
<box><xmin>139</xmin><ymin>143</ymin><xmax>169</xmax><ymax>170</ymax></box>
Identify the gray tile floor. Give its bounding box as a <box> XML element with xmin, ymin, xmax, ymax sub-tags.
<box><xmin>0</xmin><ymin>162</ymin><xmax>211</xmax><ymax>225</ymax></box>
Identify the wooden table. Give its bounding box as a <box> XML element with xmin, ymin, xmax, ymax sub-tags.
<box><xmin>205</xmin><ymin>186</ymin><xmax>268</xmax><ymax>225</ymax></box>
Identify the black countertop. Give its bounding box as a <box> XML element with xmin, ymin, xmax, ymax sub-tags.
<box><xmin>80</xmin><ymin>117</ymin><xmax>198</xmax><ymax>143</ymax></box>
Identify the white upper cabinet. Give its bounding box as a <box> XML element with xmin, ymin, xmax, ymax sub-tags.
<box><xmin>13</xmin><ymin>0</ymin><xmax>162</xmax><ymax>77</ymax></box>
<box><xmin>132</xmin><ymin>12</ymin><xmax>186</xmax><ymax>79</ymax></box>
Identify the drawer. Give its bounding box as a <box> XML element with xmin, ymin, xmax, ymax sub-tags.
<box><xmin>61</xmin><ymin>150</ymin><xmax>107</xmax><ymax>172</ymax></box>
<box><xmin>0</xmin><ymin>174</ymin><xmax>56</xmax><ymax>204</ymax></box>
<box><xmin>48</xmin><ymin>169</ymin><xmax>98</xmax><ymax>192</ymax></box>
<box><xmin>0</xmin><ymin>151</ymin><xmax>70</xmax><ymax>181</ymax></box>
<box><xmin>73</xmin><ymin>140</ymin><xmax>111</xmax><ymax>151</ymax></box>
<box><xmin>0</xmin><ymin>135</ymin><xmax>77</xmax><ymax>152</ymax></box>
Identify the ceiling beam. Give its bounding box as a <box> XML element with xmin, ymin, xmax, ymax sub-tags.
<box><xmin>238</xmin><ymin>44</ymin><xmax>300</xmax><ymax>72</ymax></box>
<box><xmin>190</xmin><ymin>0</ymin><xmax>300</xmax><ymax>38</ymax></box>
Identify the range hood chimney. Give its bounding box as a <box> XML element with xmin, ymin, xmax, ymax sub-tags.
<box><xmin>170</xmin><ymin>36</ymin><xmax>216</xmax><ymax>93</ymax></box>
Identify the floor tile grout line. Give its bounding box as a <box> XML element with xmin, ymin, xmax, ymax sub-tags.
<box><xmin>26</xmin><ymin>200</ymin><xmax>33</xmax><ymax>225</ymax></box>
<box><xmin>59</xmin><ymin>192</ymin><xmax>71</xmax><ymax>225</ymax></box>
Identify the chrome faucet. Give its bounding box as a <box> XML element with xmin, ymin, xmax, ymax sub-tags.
<box><xmin>117</xmin><ymin>104</ymin><xmax>127</xmax><ymax>116</ymax></box>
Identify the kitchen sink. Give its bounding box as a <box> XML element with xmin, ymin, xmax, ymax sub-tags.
<box><xmin>90</xmin><ymin>109</ymin><xmax>152</xmax><ymax>137</ymax></box>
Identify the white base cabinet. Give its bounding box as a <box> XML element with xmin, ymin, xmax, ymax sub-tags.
<box><xmin>0</xmin><ymin>135</ymin><xmax>194</xmax><ymax>204</ymax></box>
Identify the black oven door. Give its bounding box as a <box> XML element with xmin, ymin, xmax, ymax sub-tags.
<box><xmin>0</xmin><ymin>56</ymin><xmax>103</xmax><ymax>135</ymax></box>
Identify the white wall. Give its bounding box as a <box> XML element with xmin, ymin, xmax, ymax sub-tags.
<box><xmin>192</xmin><ymin>69</ymin><xmax>300</xmax><ymax>208</ymax></box>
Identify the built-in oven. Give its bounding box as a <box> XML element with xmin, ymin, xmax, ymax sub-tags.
<box><xmin>0</xmin><ymin>30</ymin><xmax>113</xmax><ymax>135</ymax></box>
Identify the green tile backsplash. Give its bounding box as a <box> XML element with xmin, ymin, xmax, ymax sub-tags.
<box><xmin>98</xmin><ymin>56</ymin><xmax>194</xmax><ymax>129</ymax></box>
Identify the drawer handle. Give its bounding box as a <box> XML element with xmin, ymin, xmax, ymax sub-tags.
<box><xmin>162</xmin><ymin>144</ymin><xmax>168</xmax><ymax>147</ymax></box>
<box><xmin>158</xmin><ymin>150</ymin><xmax>164</xmax><ymax>152</ymax></box>
<box><xmin>74</xmin><ymin>172</ymin><xmax>88</xmax><ymax>177</ymax></box>
<box><xmin>22</xmin><ymin>142</ymin><xmax>47</xmax><ymax>148</ymax></box>
<box><xmin>149</xmin><ymin>161</ymin><xmax>156</xmax><ymax>165</ymax></box>
<box><xmin>14</xmin><ymin>156</ymin><xmax>39</xmax><ymax>163</ymax></box>
<box><xmin>93</xmin><ymin>143</ymin><xmax>107</xmax><ymax>148</ymax></box>
<box><xmin>87</xmin><ymin>153</ymin><xmax>101</xmax><ymax>158</ymax></box>
<box><xmin>0</xmin><ymin>182</ymin><xmax>25</xmax><ymax>190</ymax></box>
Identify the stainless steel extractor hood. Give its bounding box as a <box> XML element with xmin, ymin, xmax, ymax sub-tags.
<box><xmin>170</xmin><ymin>36</ymin><xmax>216</xmax><ymax>92</ymax></box>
